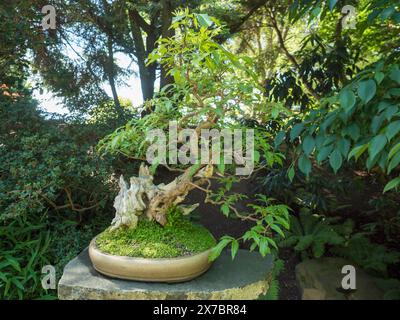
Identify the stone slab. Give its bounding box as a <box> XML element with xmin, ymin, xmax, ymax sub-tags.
<box><xmin>296</xmin><ymin>257</ymin><xmax>384</xmax><ymax>300</ymax></box>
<box><xmin>58</xmin><ymin>249</ymin><xmax>273</xmax><ymax>300</ymax></box>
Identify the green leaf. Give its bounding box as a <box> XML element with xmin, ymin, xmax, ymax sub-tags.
<box><xmin>302</xmin><ymin>135</ymin><xmax>315</xmax><ymax>155</ymax></box>
<box><xmin>344</xmin><ymin>123</ymin><xmax>360</xmax><ymax>141</ymax></box>
<box><xmin>221</xmin><ymin>203</ymin><xmax>229</xmax><ymax>217</ymax></box>
<box><xmin>337</xmin><ymin>138</ymin><xmax>350</xmax><ymax>157</ymax></box>
<box><xmin>290</xmin><ymin>123</ymin><xmax>304</xmax><ymax>141</ymax></box>
<box><xmin>288</xmin><ymin>165</ymin><xmax>295</xmax><ymax>182</ymax></box>
<box><xmin>389</xmin><ymin>142</ymin><xmax>400</xmax><ymax>160</ymax></box>
<box><xmin>384</xmin><ymin>105</ymin><xmax>398</xmax><ymax>121</ymax></box>
<box><xmin>12</xmin><ymin>278</ymin><xmax>24</xmax><ymax>291</ymax></box>
<box><xmin>209</xmin><ymin>238</ymin><xmax>232</xmax><ymax>262</ymax></box>
<box><xmin>298</xmin><ymin>154</ymin><xmax>312</xmax><ymax>176</ymax></box>
<box><xmin>196</xmin><ymin>14</ymin><xmax>213</xmax><ymax>27</ymax></box>
<box><xmin>339</xmin><ymin>89</ymin><xmax>356</xmax><ymax>111</ymax></box>
<box><xmin>311</xmin><ymin>6</ymin><xmax>321</xmax><ymax>18</ymax></box>
<box><xmin>6</xmin><ymin>256</ymin><xmax>21</xmax><ymax>272</ymax></box>
<box><xmin>388</xmin><ymin>152</ymin><xmax>400</xmax><ymax>174</ymax></box>
<box><xmin>270</xmin><ymin>224</ymin><xmax>285</xmax><ymax>238</ymax></box>
<box><xmin>329</xmin><ymin>149</ymin><xmax>343</xmax><ymax>173</ymax></box>
<box><xmin>375</xmin><ymin>71</ymin><xmax>385</xmax><ymax>84</ymax></box>
<box><xmin>274</xmin><ymin>131</ymin><xmax>286</xmax><ymax>148</ymax></box>
<box><xmin>266</xmin><ymin>237</ymin><xmax>278</xmax><ymax>250</ymax></box>
<box><xmin>312</xmin><ymin>242</ymin><xmax>325</xmax><ymax>258</ymax></box>
<box><xmin>368</xmin><ymin>134</ymin><xmax>387</xmax><ymax>161</ymax></box>
<box><xmin>259</xmin><ymin>238</ymin><xmax>270</xmax><ymax>257</ymax></box>
<box><xmin>383</xmin><ymin>177</ymin><xmax>400</xmax><ymax>193</ymax></box>
<box><xmin>388</xmin><ymin>88</ymin><xmax>400</xmax><ymax>97</ymax></box>
<box><xmin>317</xmin><ymin>145</ymin><xmax>333</xmax><ymax>163</ymax></box>
<box><xmin>328</xmin><ymin>0</ymin><xmax>338</xmax><ymax>11</ymax></box>
<box><xmin>386</xmin><ymin>121</ymin><xmax>400</xmax><ymax>142</ymax></box>
<box><xmin>294</xmin><ymin>235</ymin><xmax>313</xmax><ymax>251</ymax></box>
<box><xmin>389</xmin><ymin>66</ymin><xmax>400</xmax><ymax>84</ymax></box>
<box><xmin>371</xmin><ymin>114</ymin><xmax>386</xmax><ymax>134</ymax></box>
<box><xmin>231</xmin><ymin>240</ymin><xmax>239</xmax><ymax>260</ymax></box>
<box><xmin>357</xmin><ymin>80</ymin><xmax>377</xmax><ymax>104</ymax></box>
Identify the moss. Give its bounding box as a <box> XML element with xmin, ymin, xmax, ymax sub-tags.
<box><xmin>95</xmin><ymin>217</ymin><xmax>216</xmax><ymax>259</ymax></box>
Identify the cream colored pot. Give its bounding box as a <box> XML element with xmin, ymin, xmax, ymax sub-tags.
<box><xmin>88</xmin><ymin>238</ymin><xmax>213</xmax><ymax>283</ymax></box>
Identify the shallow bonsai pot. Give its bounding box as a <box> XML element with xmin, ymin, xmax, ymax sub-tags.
<box><xmin>88</xmin><ymin>237</ymin><xmax>213</xmax><ymax>283</ymax></box>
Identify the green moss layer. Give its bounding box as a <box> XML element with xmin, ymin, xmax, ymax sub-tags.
<box><xmin>95</xmin><ymin>218</ymin><xmax>216</xmax><ymax>259</ymax></box>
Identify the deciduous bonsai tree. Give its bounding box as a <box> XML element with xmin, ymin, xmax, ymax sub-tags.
<box><xmin>99</xmin><ymin>9</ymin><xmax>291</xmax><ymax>260</ymax></box>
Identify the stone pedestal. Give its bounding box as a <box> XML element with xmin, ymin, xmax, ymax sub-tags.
<box><xmin>58</xmin><ymin>249</ymin><xmax>273</xmax><ymax>300</ymax></box>
<box><xmin>296</xmin><ymin>257</ymin><xmax>384</xmax><ymax>300</ymax></box>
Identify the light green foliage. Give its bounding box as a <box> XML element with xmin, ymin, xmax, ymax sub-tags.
<box><xmin>101</xmin><ymin>9</ymin><xmax>283</xmax><ymax>169</ymax></box>
<box><xmin>96</xmin><ymin>209</ymin><xmax>216</xmax><ymax>258</ymax></box>
<box><xmin>100</xmin><ymin>10</ymin><xmax>290</xmax><ymax>262</ymax></box>
<box><xmin>209</xmin><ymin>194</ymin><xmax>291</xmax><ymax>261</ymax></box>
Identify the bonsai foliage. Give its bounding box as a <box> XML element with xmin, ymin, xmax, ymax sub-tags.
<box><xmin>100</xmin><ymin>9</ymin><xmax>291</xmax><ymax>259</ymax></box>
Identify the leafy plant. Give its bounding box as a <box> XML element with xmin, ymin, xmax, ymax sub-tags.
<box><xmin>330</xmin><ymin>233</ymin><xmax>400</xmax><ymax>275</ymax></box>
<box><xmin>209</xmin><ymin>194</ymin><xmax>291</xmax><ymax>261</ymax></box>
<box><xmin>100</xmin><ymin>9</ymin><xmax>291</xmax><ymax>261</ymax></box>
<box><xmin>0</xmin><ymin>218</ymin><xmax>52</xmax><ymax>300</ymax></box>
<box><xmin>279</xmin><ymin>209</ymin><xmax>349</xmax><ymax>260</ymax></box>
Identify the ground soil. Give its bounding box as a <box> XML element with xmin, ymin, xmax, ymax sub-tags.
<box><xmin>278</xmin><ymin>249</ymin><xmax>301</xmax><ymax>300</ymax></box>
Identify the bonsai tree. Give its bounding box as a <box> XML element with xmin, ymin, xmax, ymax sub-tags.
<box><xmin>99</xmin><ymin>9</ymin><xmax>291</xmax><ymax>260</ymax></box>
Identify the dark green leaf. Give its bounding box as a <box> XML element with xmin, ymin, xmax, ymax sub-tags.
<box><xmin>357</xmin><ymin>80</ymin><xmax>377</xmax><ymax>104</ymax></box>
<box><xmin>290</xmin><ymin>123</ymin><xmax>304</xmax><ymax>141</ymax></box>
<box><xmin>329</xmin><ymin>149</ymin><xmax>343</xmax><ymax>173</ymax></box>
<box><xmin>388</xmin><ymin>152</ymin><xmax>400</xmax><ymax>174</ymax></box>
<box><xmin>337</xmin><ymin>138</ymin><xmax>350</xmax><ymax>157</ymax></box>
<box><xmin>274</xmin><ymin>131</ymin><xmax>286</xmax><ymax>148</ymax></box>
<box><xmin>368</xmin><ymin>134</ymin><xmax>387</xmax><ymax>161</ymax></box>
<box><xmin>316</xmin><ymin>145</ymin><xmax>333</xmax><ymax>163</ymax></box>
<box><xmin>386</xmin><ymin>121</ymin><xmax>400</xmax><ymax>142</ymax></box>
<box><xmin>302</xmin><ymin>135</ymin><xmax>315</xmax><ymax>155</ymax></box>
<box><xmin>339</xmin><ymin>89</ymin><xmax>356</xmax><ymax>111</ymax></box>
<box><xmin>389</xmin><ymin>66</ymin><xmax>400</xmax><ymax>84</ymax></box>
<box><xmin>383</xmin><ymin>177</ymin><xmax>400</xmax><ymax>193</ymax></box>
<box><xmin>298</xmin><ymin>154</ymin><xmax>312</xmax><ymax>176</ymax></box>
<box><xmin>328</xmin><ymin>0</ymin><xmax>338</xmax><ymax>11</ymax></box>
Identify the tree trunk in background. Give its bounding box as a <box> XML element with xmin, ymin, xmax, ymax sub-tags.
<box><xmin>127</xmin><ymin>8</ymin><xmax>158</xmax><ymax>114</ymax></box>
<box><xmin>106</xmin><ymin>36</ymin><xmax>125</xmax><ymax>120</ymax></box>
<box><xmin>160</xmin><ymin>0</ymin><xmax>174</xmax><ymax>89</ymax></box>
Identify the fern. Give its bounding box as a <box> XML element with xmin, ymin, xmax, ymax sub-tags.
<box><xmin>259</xmin><ymin>258</ymin><xmax>285</xmax><ymax>300</ymax></box>
<box><xmin>279</xmin><ymin>209</ymin><xmax>348</xmax><ymax>259</ymax></box>
<box><xmin>374</xmin><ymin>278</ymin><xmax>400</xmax><ymax>300</ymax></box>
<box><xmin>330</xmin><ymin>233</ymin><xmax>400</xmax><ymax>275</ymax></box>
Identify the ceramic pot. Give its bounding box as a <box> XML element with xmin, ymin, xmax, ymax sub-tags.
<box><xmin>88</xmin><ymin>237</ymin><xmax>213</xmax><ymax>282</ymax></box>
